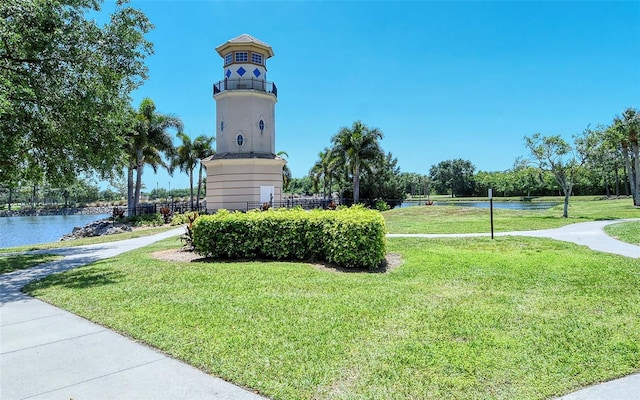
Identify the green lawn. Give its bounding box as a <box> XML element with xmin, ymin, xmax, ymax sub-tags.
<box><xmin>604</xmin><ymin>221</ymin><xmax>640</xmax><ymax>245</ymax></box>
<box><xmin>1</xmin><ymin>253</ymin><xmax>62</xmax><ymax>274</ymax></box>
<box><xmin>384</xmin><ymin>198</ymin><xmax>639</xmax><ymax>234</ymax></box>
<box><xmin>26</xmin><ymin>236</ymin><xmax>640</xmax><ymax>400</ymax></box>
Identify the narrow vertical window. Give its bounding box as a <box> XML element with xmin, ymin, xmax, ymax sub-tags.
<box><xmin>224</xmin><ymin>53</ymin><xmax>232</xmax><ymax>65</ymax></box>
<box><xmin>236</xmin><ymin>133</ymin><xmax>244</xmax><ymax>146</ymax></box>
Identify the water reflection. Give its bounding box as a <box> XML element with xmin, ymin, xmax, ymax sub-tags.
<box><xmin>0</xmin><ymin>214</ymin><xmax>109</xmax><ymax>248</ymax></box>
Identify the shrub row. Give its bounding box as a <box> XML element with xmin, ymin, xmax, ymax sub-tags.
<box><xmin>192</xmin><ymin>206</ymin><xmax>386</xmax><ymax>269</ymax></box>
<box><xmin>126</xmin><ymin>213</ymin><xmax>164</xmax><ymax>227</ymax></box>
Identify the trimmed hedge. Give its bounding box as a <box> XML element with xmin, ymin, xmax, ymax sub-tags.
<box><xmin>192</xmin><ymin>206</ymin><xmax>386</xmax><ymax>269</ymax></box>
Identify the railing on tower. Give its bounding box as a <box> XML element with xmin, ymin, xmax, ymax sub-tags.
<box><xmin>213</xmin><ymin>78</ymin><xmax>277</xmax><ymax>97</ymax></box>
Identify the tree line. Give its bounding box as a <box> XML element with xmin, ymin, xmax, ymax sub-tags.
<box><xmin>295</xmin><ymin>107</ymin><xmax>638</xmax><ymax>217</ymax></box>
<box><xmin>0</xmin><ymin>182</ymin><xmax>197</xmax><ymax>210</ymax></box>
<box><xmin>307</xmin><ymin>121</ymin><xmax>405</xmax><ymax>207</ymax></box>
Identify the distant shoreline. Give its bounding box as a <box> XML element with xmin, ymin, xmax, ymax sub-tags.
<box><xmin>0</xmin><ymin>206</ymin><xmax>117</xmax><ymax>218</ymax></box>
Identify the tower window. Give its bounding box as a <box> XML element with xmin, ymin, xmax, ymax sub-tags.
<box><xmin>224</xmin><ymin>53</ymin><xmax>232</xmax><ymax>65</ymax></box>
<box><xmin>258</xmin><ymin>119</ymin><xmax>265</xmax><ymax>133</ymax></box>
<box><xmin>236</xmin><ymin>133</ymin><xmax>244</xmax><ymax>146</ymax></box>
<box><xmin>220</xmin><ymin>120</ymin><xmax>224</xmax><ymax>132</ymax></box>
<box><xmin>235</xmin><ymin>52</ymin><xmax>248</xmax><ymax>62</ymax></box>
<box><xmin>251</xmin><ymin>53</ymin><xmax>263</xmax><ymax>65</ymax></box>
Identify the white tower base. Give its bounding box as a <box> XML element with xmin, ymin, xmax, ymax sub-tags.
<box><xmin>203</xmin><ymin>156</ymin><xmax>285</xmax><ymax>212</ymax></box>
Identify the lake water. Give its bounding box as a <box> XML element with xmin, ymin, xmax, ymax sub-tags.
<box><xmin>401</xmin><ymin>201</ymin><xmax>560</xmax><ymax>210</ymax></box>
<box><xmin>0</xmin><ymin>214</ymin><xmax>110</xmax><ymax>248</ymax></box>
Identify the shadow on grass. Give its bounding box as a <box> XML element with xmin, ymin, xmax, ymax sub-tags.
<box><xmin>24</xmin><ymin>266</ymin><xmax>126</xmax><ymax>293</ymax></box>
<box><xmin>190</xmin><ymin>252</ymin><xmax>403</xmax><ymax>274</ymax></box>
<box><xmin>0</xmin><ymin>254</ymin><xmax>59</xmax><ymax>275</ymax></box>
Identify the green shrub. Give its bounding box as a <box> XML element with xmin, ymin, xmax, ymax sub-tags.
<box><xmin>321</xmin><ymin>206</ymin><xmax>386</xmax><ymax>268</ymax></box>
<box><xmin>171</xmin><ymin>211</ymin><xmax>200</xmax><ymax>226</ymax></box>
<box><xmin>375</xmin><ymin>200</ymin><xmax>390</xmax><ymax>212</ymax></box>
<box><xmin>192</xmin><ymin>206</ymin><xmax>386</xmax><ymax>269</ymax></box>
<box><xmin>126</xmin><ymin>213</ymin><xmax>164</xmax><ymax>227</ymax></box>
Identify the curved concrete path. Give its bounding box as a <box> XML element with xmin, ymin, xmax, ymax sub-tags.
<box><xmin>388</xmin><ymin>219</ymin><xmax>640</xmax><ymax>259</ymax></box>
<box><xmin>1</xmin><ymin>220</ymin><xmax>638</xmax><ymax>399</ymax></box>
<box><xmin>1</xmin><ymin>228</ymin><xmax>266</xmax><ymax>400</ymax></box>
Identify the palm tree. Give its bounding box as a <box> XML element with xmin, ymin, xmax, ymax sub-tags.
<box><xmin>171</xmin><ymin>132</ymin><xmax>198</xmax><ymax>210</ymax></box>
<box><xmin>122</xmin><ymin>106</ymin><xmax>139</xmax><ymax>217</ymax></box>
<box><xmin>310</xmin><ymin>147</ymin><xmax>336</xmax><ymax>199</ymax></box>
<box><xmin>277</xmin><ymin>150</ymin><xmax>291</xmax><ymax>191</ymax></box>
<box><xmin>125</xmin><ymin>98</ymin><xmax>182</xmax><ymax>216</ymax></box>
<box><xmin>330</xmin><ymin>121</ymin><xmax>383</xmax><ymax>204</ymax></box>
<box><xmin>193</xmin><ymin>135</ymin><xmax>215</xmax><ymax>210</ymax></box>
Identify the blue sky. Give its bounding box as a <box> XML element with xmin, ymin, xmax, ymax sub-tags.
<box><xmin>97</xmin><ymin>0</ymin><xmax>639</xmax><ymax>191</ymax></box>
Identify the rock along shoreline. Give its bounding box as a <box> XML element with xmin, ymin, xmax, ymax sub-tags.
<box><xmin>0</xmin><ymin>206</ymin><xmax>117</xmax><ymax>218</ymax></box>
<box><xmin>60</xmin><ymin>218</ymin><xmax>133</xmax><ymax>241</ymax></box>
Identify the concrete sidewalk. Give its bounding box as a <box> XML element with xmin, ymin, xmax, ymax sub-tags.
<box><xmin>1</xmin><ymin>228</ymin><xmax>266</xmax><ymax>400</ymax></box>
<box><xmin>557</xmin><ymin>373</ymin><xmax>640</xmax><ymax>400</ymax></box>
<box><xmin>503</xmin><ymin>219</ymin><xmax>640</xmax><ymax>259</ymax></box>
<box><xmin>388</xmin><ymin>218</ymin><xmax>640</xmax><ymax>259</ymax></box>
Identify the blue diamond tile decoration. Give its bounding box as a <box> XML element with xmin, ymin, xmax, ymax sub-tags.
<box><xmin>236</xmin><ymin>67</ymin><xmax>246</xmax><ymax>76</ymax></box>
<box><xmin>225</xmin><ymin>69</ymin><xmax>231</xmax><ymax>78</ymax></box>
<box><xmin>253</xmin><ymin>68</ymin><xmax>261</xmax><ymax>78</ymax></box>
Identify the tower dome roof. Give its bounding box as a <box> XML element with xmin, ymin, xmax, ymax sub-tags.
<box><xmin>215</xmin><ymin>34</ymin><xmax>274</xmax><ymax>58</ymax></box>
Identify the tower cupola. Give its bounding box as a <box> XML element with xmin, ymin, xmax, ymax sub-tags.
<box><xmin>212</xmin><ymin>34</ymin><xmax>278</xmax><ymax>156</ymax></box>
<box><xmin>215</xmin><ymin>33</ymin><xmax>274</xmax><ymax>87</ymax></box>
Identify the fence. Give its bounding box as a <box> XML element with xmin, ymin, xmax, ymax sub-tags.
<box><xmin>246</xmin><ymin>198</ymin><xmax>335</xmax><ymax>211</ymax></box>
<box><xmin>338</xmin><ymin>198</ymin><xmax>405</xmax><ymax>209</ymax></box>
<box><xmin>123</xmin><ymin>201</ymin><xmax>208</xmax><ymax>216</ymax></box>
<box><xmin>213</xmin><ymin>78</ymin><xmax>277</xmax><ymax>97</ymax></box>
<box><xmin>246</xmin><ymin>198</ymin><xmax>407</xmax><ymax>211</ymax></box>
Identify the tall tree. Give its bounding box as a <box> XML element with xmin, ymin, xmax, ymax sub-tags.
<box><xmin>193</xmin><ymin>135</ymin><xmax>215</xmax><ymax>210</ymax></box>
<box><xmin>610</xmin><ymin>108</ymin><xmax>640</xmax><ymax>206</ymax></box>
<box><xmin>0</xmin><ymin>0</ymin><xmax>153</xmax><ymax>186</ymax></box>
<box><xmin>398</xmin><ymin>172</ymin><xmax>431</xmax><ymax>197</ymax></box>
<box><xmin>357</xmin><ymin>151</ymin><xmax>406</xmax><ymax>206</ymax></box>
<box><xmin>511</xmin><ymin>157</ymin><xmax>546</xmax><ymax>197</ymax></box>
<box><xmin>125</xmin><ymin>98</ymin><xmax>182</xmax><ymax>216</ymax></box>
<box><xmin>287</xmin><ymin>176</ymin><xmax>314</xmax><ymax>195</ymax></box>
<box><xmin>277</xmin><ymin>151</ymin><xmax>292</xmax><ymax>192</ymax></box>
<box><xmin>310</xmin><ymin>147</ymin><xmax>337</xmax><ymax>199</ymax></box>
<box><xmin>330</xmin><ymin>121</ymin><xmax>383</xmax><ymax>204</ymax></box>
<box><xmin>172</xmin><ymin>132</ymin><xmax>197</xmax><ymax>210</ymax></box>
<box><xmin>524</xmin><ymin>133</ymin><xmax>587</xmax><ymax>218</ymax></box>
<box><xmin>429</xmin><ymin>159</ymin><xmax>476</xmax><ymax>197</ymax></box>
<box><xmin>579</xmin><ymin>125</ymin><xmax>624</xmax><ymax>197</ymax></box>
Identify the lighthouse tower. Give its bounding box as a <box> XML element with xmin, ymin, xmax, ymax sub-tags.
<box><xmin>203</xmin><ymin>34</ymin><xmax>285</xmax><ymax>211</ymax></box>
